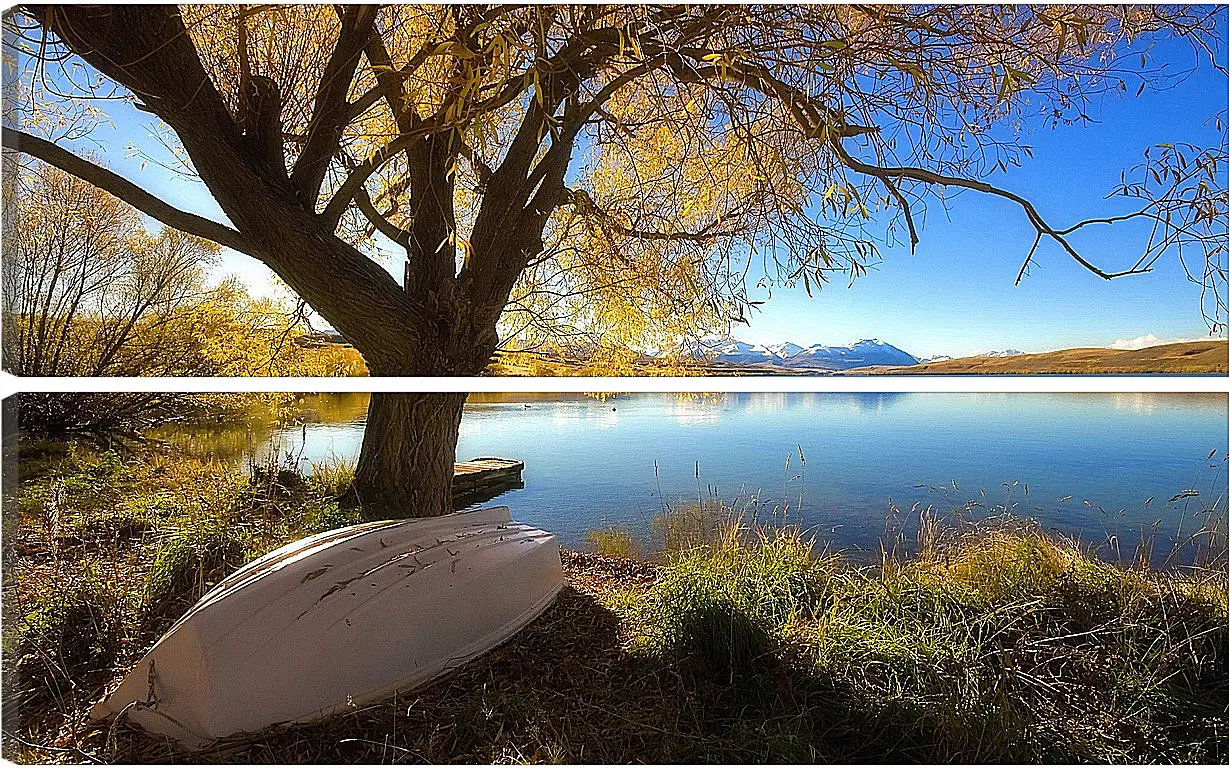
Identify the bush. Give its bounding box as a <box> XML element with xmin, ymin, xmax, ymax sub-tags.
<box><xmin>3</xmin><ymin>573</ymin><xmax>125</xmax><ymax>725</ymax></box>
<box><xmin>294</xmin><ymin>500</ymin><xmax>363</xmax><ymax>537</ymax></box>
<box><xmin>143</xmin><ymin>517</ymin><xmax>254</xmax><ymax>619</ymax></box>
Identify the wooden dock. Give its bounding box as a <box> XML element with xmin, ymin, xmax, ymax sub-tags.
<box><xmin>452</xmin><ymin>457</ymin><xmax>524</xmax><ymax>506</ymax></box>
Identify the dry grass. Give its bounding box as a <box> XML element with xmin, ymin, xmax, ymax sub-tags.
<box><xmin>486</xmin><ymin>341</ymin><xmax>1228</xmax><ymax>376</ymax></box>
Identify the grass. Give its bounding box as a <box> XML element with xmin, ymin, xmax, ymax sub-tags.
<box><xmin>4</xmin><ymin>439</ymin><xmax>1227</xmax><ymax>763</ymax></box>
<box><xmin>3</xmin><ymin>570</ymin><xmax>125</xmax><ymax>731</ymax></box>
<box><xmin>142</xmin><ymin>514</ymin><xmax>255</xmax><ymax>616</ymax></box>
<box><xmin>306</xmin><ymin>456</ymin><xmax>357</xmax><ymax>499</ymax></box>
<box><xmin>2</xmin><ymin>440</ymin><xmax>363</xmax><ymax>756</ymax></box>
<box><xmin>622</xmin><ymin>520</ymin><xmax>1227</xmax><ymax>762</ymax></box>
<box><xmin>585</xmin><ymin>525</ymin><xmax>641</xmax><ymax>560</ymax></box>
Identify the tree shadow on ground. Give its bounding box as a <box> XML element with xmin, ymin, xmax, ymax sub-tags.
<box><xmin>89</xmin><ymin>555</ymin><xmax>900</xmax><ymax>764</ymax></box>
<box><xmin>32</xmin><ymin>550</ymin><xmax>1219</xmax><ymax>764</ymax></box>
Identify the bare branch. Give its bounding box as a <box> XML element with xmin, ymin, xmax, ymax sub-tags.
<box><xmin>3</xmin><ymin>127</ymin><xmax>253</xmax><ymax>256</ymax></box>
<box><xmin>355</xmin><ymin>186</ymin><xmax>411</xmax><ymax>247</ymax></box>
<box><xmin>830</xmin><ymin>139</ymin><xmax>1145</xmax><ymax>282</ymax></box>
<box><xmin>290</xmin><ymin>4</ymin><xmax>380</xmax><ymax>205</ymax></box>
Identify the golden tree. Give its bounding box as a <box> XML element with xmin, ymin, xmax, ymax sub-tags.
<box><xmin>2</xmin><ymin>161</ymin><xmax>220</xmax><ymax>377</ymax></box>
<box><xmin>4</xmin><ymin>5</ymin><xmax>1224</xmax><ymax>516</ymax></box>
<box><xmin>2</xmin><ymin>160</ymin><xmax>367</xmax><ymax>435</ymax></box>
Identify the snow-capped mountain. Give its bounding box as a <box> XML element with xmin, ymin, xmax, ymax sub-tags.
<box><xmin>763</xmin><ymin>342</ymin><xmax>806</xmax><ymax>359</ymax></box>
<box><xmin>684</xmin><ymin>339</ymin><xmax>777</xmax><ymax>365</ymax></box>
<box><xmin>981</xmin><ymin>349</ymin><xmax>1025</xmax><ymax>358</ymax></box>
<box><xmin>786</xmin><ymin>339</ymin><xmax>920</xmax><ymax>369</ymax></box>
<box><xmin>920</xmin><ymin>354</ymin><xmax>953</xmax><ymax>363</ymax></box>
<box><xmin>685</xmin><ymin>338</ymin><xmax>921</xmax><ymax>370</ymax></box>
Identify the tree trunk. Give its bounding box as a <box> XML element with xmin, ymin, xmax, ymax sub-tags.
<box><xmin>348</xmin><ymin>392</ymin><xmax>468</xmax><ymax>520</ymax></box>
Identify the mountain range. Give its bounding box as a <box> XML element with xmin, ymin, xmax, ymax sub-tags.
<box><xmin>682</xmin><ymin>338</ymin><xmax>1025</xmax><ymax>370</ymax></box>
<box><xmin>684</xmin><ymin>338</ymin><xmax>920</xmax><ymax>370</ymax></box>
<box><xmin>320</xmin><ymin>325</ymin><xmax>1026</xmax><ymax>372</ymax></box>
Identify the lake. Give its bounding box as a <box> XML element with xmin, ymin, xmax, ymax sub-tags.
<box><xmin>163</xmin><ymin>392</ymin><xmax>1228</xmax><ymax>562</ymax></box>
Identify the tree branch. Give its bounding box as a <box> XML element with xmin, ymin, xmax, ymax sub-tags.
<box><xmin>521</xmin><ymin>57</ymin><xmax>666</xmax><ymax>196</ymax></box>
<box><xmin>3</xmin><ymin>127</ymin><xmax>254</xmax><ymax>255</ymax></box>
<box><xmin>454</xmin><ymin>137</ymin><xmax>494</xmax><ymax>188</ymax></box>
<box><xmin>564</xmin><ymin>188</ymin><xmax>742</xmax><ymax>243</ymax></box>
<box><xmin>670</xmin><ymin>52</ymin><xmax>878</xmax><ymax>142</ymax></box>
<box><xmin>320</xmin><ymin>130</ymin><xmax>426</xmax><ymax>227</ymax></box>
<box><xmin>830</xmin><ymin>139</ymin><xmax>1146</xmax><ymax>282</ymax></box>
<box><xmin>355</xmin><ymin>186</ymin><xmax>411</xmax><ymax>246</ymax></box>
<box><xmin>290</xmin><ymin>4</ymin><xmax>380</xmax><ymax>206</ymax></box>
<box><xmin>349</xmin><ymin>45</ymin><xmax>432</xmax><ymax>124</ymax></box>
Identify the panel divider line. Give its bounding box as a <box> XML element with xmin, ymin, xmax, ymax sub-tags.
<box><xmin>2</xmin><ymin>374</ymin><xmax>1227</xmax><ymax>396</ymax></box>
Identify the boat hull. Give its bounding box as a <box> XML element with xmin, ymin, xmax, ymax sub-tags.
<box><xmin>91</xmin><ymin>506</ymin><xmax>563</xmax><ymax>746</ymax></box>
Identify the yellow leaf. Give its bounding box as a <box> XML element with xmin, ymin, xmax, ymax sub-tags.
<box><xmin>432</xmin><ymin>40</ymin><xmax>477</xmax><ymax>59</ymax></box>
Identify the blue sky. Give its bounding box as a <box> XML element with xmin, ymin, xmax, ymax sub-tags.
<box><xmin>736</xmin><ymin>33</ymin><xmax>1228</xmax><ymax>358</ymax></box>
<box><xmin>25</xmin><ymin>21</ymin><xmax>1229</xmax><ymax>360</ymax></box>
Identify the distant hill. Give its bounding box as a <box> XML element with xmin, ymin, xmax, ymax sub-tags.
<box><xmin>856</xmin><ymin>341</ymin><xmax>1228</xmax><ymax>375</ymax></box>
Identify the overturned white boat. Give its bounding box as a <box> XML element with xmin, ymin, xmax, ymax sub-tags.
<box><xmin>91</xmin><ymin>506</ymin><xmax>563</xmax><ymax>746</ymax></box>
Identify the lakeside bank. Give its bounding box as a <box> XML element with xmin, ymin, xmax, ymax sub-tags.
<box><xmin>4</xmin><ymin>440</ymin><xmax>1226</xmax><ymax>764</ymax></box>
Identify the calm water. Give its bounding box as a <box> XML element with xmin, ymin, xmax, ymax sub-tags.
<box><xmin>164</xmin><ymin>392</ymin><xmax>1228</xmax><ymax>559</ymax></box>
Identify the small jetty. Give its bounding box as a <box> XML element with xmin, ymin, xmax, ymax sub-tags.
<box><xmin>453</xmin><ymin>457</ymin><xmax>525</xmax><ymax>506</ymax></box>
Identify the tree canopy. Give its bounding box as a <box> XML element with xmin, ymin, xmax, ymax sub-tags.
<box><xmin>7</xmin><ymin>5</ymin><xmax>1225</xmax><ymax>366</ymax></box>
<box><xmin>4</xmin><ymin>4</ymin><xmax>1226</xmax><ymax>513</ymax></box>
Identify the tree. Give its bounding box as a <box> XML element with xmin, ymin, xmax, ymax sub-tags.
<box><xmin>2</xmin><ymin>160</ymin><xmax>370</xmax><ymax>382</ymax></box>
<box><xmin>2</xmin><ymin>161</ymin><xmax>219</xmax><ymax>377</ymax></box>
<box><xmin>4</xmin><ymin>5</ymin><xmax>1224</xmax><ymax>517</ymax></box>
<box><xmin>2</xmin><ymin>160</ymin><xmax>365</xmax><ymax>435</ymax></box>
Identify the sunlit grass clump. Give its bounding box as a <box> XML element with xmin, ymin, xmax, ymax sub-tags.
<box><xmin>626</xmin><ymin>522</ymin><xmax>1228</xmax><ymax>762</ymax></box>
<box><xmin>306</xmin><ymin>456</ymin><xmax>356</xmax><ymax>499</ymax></box>
<box><xmin>629</xmin><ymin>527</ymin><xmax>831</xmax><ymax>683</ymax></box>
<box><xmin>586</xmin><ymin>524</ymin><xmax>641</xmax><ymax>559</ymax></box>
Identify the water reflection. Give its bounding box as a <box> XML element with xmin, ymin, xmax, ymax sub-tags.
<box><xmin>721</xmin><ymin>391</ymin><xmax>909</xmax><ymax>416</ymax></box>
<box><xmin>670</xmin><ymin>398</ymin><xmax>722</xmax><ymax>427</ymax></box>
<box><xmin>290</xmin><ymin>392</ymin><xmax>372</xmax><ymax>424</ymax></box>
<box><xmin>153</xmin><ymin>392</ymin><xmax>1228</xmax><ymax>558</ymax></box>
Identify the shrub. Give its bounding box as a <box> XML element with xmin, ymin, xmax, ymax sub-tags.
<box><xmin>143</xmin><ymin>517</ymin><xmax>253</xmax><ymax>619</ymax></box>
<box><xmin>3</xmin><ymin>573</ymin><xmax>125</xmax><ymax>724</ymax></box>
<box><xmin>295</xmin><ymin>500</ymin><xmax>363</xmax><ymax>536</ymax></box>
